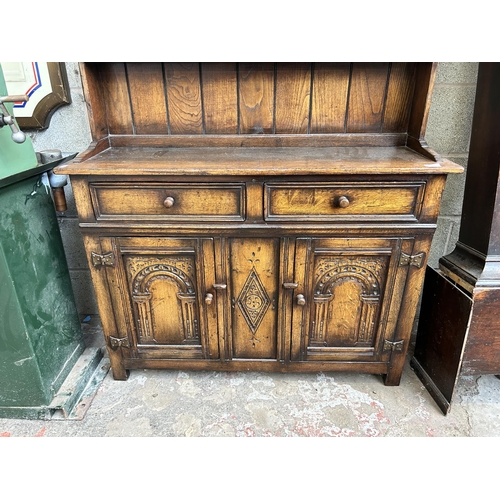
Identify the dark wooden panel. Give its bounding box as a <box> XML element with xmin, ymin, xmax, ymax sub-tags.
<box><xmin>347</xmin><ymin>63</ymin><xmax>390</xmax><ymax>133</ymax></box>
<box><xmin>100</xmin><ymin>63</ymin><xmax>133</xmax><ymax>135</ymax></box>
<box><xmin>238</xmin><ymin>63</ymin><xmax>274</xmax><ymax>134</ymax></box>
<box><xmin>311</xmin><ymin>62</ymin><xmax>350</xmax><ymax>133</ymax></box>
<box><xmin>463</xmin><ymin>287</ymin><xmax>500</xmax><ymax>374</ymax></box>
<box><xmin>201</xmin><ymin>63</ymin><xmax>238</xmax><ymax>134</ymax></box>
<box><xmin>164</xmin><ymin>63</ymin><xmax>203</xmax><ymax>135</ymax></box>
<box><xmin>127</xmin><ymin>62</ymin><xmax>168</xmax><ymax>135</ymax></box>
<box><xmin>412</xmin><ymin>267</ymin><xmax>472</xmax><ymax>407</ymax></box>
<box><xmin>382</xmin><ymin>63</ymin><xmax>417</xmax><ymax>133</ymax></box>
<box><xmin>275</xmin><ymin>63</ymin><xmax>312</xmax><ymax>134</ymax></box>
<box><xmin>458</xmin><ymin>63</ymin><xmax>500</xmax><ymax>255</ymax></box>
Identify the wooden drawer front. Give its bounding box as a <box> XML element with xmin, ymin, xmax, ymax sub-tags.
<box><xmin>90</xmin><ymin>182</ymin><xmax>246</xmax><ymax>221</ymax></box>
<box><xmin>265</xmin><ymin>182</ymin><xmax>425</xmax><ymax>222</ymax></box>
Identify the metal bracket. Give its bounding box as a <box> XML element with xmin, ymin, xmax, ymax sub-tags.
<box><xmin>91</xmin><ymin>252</ymin><xmax>116</xmax><ymax>268</ymax></box>
<box><xmin>109</xmin><ymin>336</ymin><xmax>130</xmax><ymax>350</ymax></box>
<box><xmin>383</xmin><ymin>340</ymin><xmax>405</xmax><ymax>352</ymax></box>
<box><xmin>399</xmin><ymin>252</ymin><xmax>425</xmax><ymax>268</ymax></box>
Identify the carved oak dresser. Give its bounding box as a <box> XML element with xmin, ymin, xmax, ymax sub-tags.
<box><xmin>55</xmin><ymin>62</ymin><xmax>463</xmax><ymax>384</ymax></box>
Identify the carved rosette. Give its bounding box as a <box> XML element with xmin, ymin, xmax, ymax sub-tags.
<box><xmin>311</xmin><ymin>257</ymin><xmax>386</xmax><ymax>346</ymax></box>
<box><xmin>126</xmin><ymin>257</ymin><xmax>199</xmax><ymax>344</ymax></box>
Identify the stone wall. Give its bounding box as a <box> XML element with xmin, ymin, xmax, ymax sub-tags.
<box><xmin>27</xmin><ymin>62</ymin><xmax>479</xmax><ymax>317</ymax></box>
<box><xmin>425</xmin><ymin>63</ymin><xmax>478</xmax><ymax>267</ymax></box>
<box><xmin>28</xmin><ymin>62</ymin><xmax>95</xmax><ymax>316</ymax></box>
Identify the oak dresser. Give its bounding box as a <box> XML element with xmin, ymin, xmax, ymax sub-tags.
<box><xmin>55</xmin><ymin>62</ymin><xmax>463</xmax><ymax>384</ymax></box>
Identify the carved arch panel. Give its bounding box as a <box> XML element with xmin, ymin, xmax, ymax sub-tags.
<box><xmin>311</xmin><ymin>262</ymin><xmax>384</xmax><ymax>347</ymax></box>
<box><xmin>126</xmin><ymin>256</ymin><xmax>200</xmax><ymax>346</ymax></box>
<box><xmin>291</xmin><ymin>238</ymin><xmax>401</xmax><ymax>362</ymax></box>
<box><xmin>102</xmin><ymin>237</ymin><xmax>219</xmax><ymax>361</ymax></box>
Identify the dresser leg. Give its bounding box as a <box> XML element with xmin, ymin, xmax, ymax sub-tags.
<box><xmin>383</xmin><ymin>365</ymin><xmax>403</xmax><ymax>386</ymax></box>
<box><xmin>108</xmin><ymin>353</ymin><xmax>129</xmax><ymax>380</ymax></box>
<box><xmin>111</xmin><ymin>365</ymin><xmax>129</xmax><ymax>381</ymax></box>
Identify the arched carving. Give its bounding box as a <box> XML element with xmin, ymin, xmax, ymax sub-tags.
<box><xmin>126</xmin><ymin>256</ymin><xmax>199</xmax><ymax>345</ymax></box>
<box><xmin>132</xmin><ymin>263</ymin><xmax>195</xmax><ymax>295</ymax></box>
<box><xmin>311</xmin><ymin>257</ymin><xmax>386</xmax><ymax>347</ymax></box>
<box><xmin>315</xmin><ymin>263</ymin><xmax>381</xmax><ymax>297</ymax></box>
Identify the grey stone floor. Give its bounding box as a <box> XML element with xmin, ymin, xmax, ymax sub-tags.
<box><xmin>1</xmin><ymin>317</ymin><xmax>500</xmax><ymax>437</ymax></box>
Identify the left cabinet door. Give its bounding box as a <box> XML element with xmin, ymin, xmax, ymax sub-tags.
<box><xmin>95</xmin><ymin>237</ymin><xmax>220</xmax><ymax>364</ymax></box>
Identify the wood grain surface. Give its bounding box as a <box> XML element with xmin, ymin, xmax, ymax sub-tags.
<box><xmin>164</xmin><ymin>63</ymin><xmax>203</xmax><ymax>134</ymax></box>
<box><xmin>238</xmin><ymin>63</ymin><xmax>275</xmax><ymax>134</ymax></box>
<box><xmin>127</xmin><ymin>62</ymin><xmax>168</xmax><ymax>134</ymax></box>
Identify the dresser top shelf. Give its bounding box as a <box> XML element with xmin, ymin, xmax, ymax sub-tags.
<box><xmin>58</xmin><ymin>62</ymin><xmax>464</xmax><ymax>178</ymax></box>
<box><xmin>55</xmin><ymin>146</ymin><xmax>463</xmax><ymax>177</ymax></box>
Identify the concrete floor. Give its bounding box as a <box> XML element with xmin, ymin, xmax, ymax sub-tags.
<box><xmin>1</xmin><ymin>317</ymin><xmax>500</xmax><ymax>437</ymax></box>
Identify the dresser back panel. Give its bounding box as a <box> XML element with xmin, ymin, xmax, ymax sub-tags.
<box><xmin>90</xmin><ymin>62</ymin><xmax>418</xmax><ymax>139</ymax></box>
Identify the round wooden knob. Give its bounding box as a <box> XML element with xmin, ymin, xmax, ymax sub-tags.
<box><xmin>163</xmin><ymin>196</ymin><xmax>175</xmax><ymax>208</ymax></box>
<box><xmin>205</xmin><ymin>293</ymin><xmax>214</xmax><ymax>305</ymax></box>
<box><xmin>296</xmin><ymin>294</ymin><xmax>306</xmax><ymax>306</ymax></box>
<box><xmin>338</xmin><ymin>196</ymin><xmax>350</xmax><ymax>208</ymax></box>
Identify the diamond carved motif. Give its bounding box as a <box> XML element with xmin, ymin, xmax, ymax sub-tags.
<box><xmin>237</xmin><ymin>267</ymin><xmax>270</xmax><ymax>333</ymax></box>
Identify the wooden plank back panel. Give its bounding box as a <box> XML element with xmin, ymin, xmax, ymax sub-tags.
<box><xmin>239</xmin><ymin>63</ymin><xmax>275</xmax><ymax>134</ymax></box>
<box><xmin>127</xmin><ymin>62</ymin><xmax>169</xmax><ymax>135</ymax></box>
<box><xmin>100</xmin><ymin>63</ymin><xmax>133</xmax><ymax>135</ymax></box>
<box><xmin>347</xmin><ymin>63</ymin><xmax>390</xmax><ymax>133</ymax></box>
<box><xmin>311</xmin><ymin>62</ymin><xmax>350</xmax><ymax>133</ymax></box>
<box><xmin>201</xmin><ymin>62</ymin><xmax>238</xmax><ymax>134</ymax></box>
<box><xmin>164</xmin><ymin>63</ymin><xmax>203</xmax><ymax>135</ymax></box>
<box><xmin>89</xmin><ymin>62</ymin><xmax>420</xmax><ymax>139</ymax></box>
<box><xmin>383</xmin><ymin>62</ymin><xmax>417</xmax><ymax>133</ymax></box>
<box><xmin>408</xmin><ymin>63</ymin><xmax>438</xmax><ymax>140</ymax></box>
<box><xmin>79</xmin><ymin>63</ymin><xmax>109</xmax><ymax>140</ymax></box>
<box><xmin>275</xmin><ymin>63</ymin><xmax>312</xmax><ymax>134</ymax></box>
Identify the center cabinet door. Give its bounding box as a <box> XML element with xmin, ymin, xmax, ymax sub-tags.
<box><xmin>291</xmin><ymin>237</ymin><xmax>412</xmax><ymax>362</ymax></box>
<box><xmin>103</xmin><ymin>237</ymin><xmax>219</xmax><ymax>361</ymax></box>
<box><xmin>227</xmin><ymin>238</ymin><xmax>284</xmax><ymax>361</ymax></box>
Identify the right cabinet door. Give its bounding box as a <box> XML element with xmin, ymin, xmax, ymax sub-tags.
<box><xmin>291</xmin><ymin>237</ymin><xmax>413</xmax><ymax>362</ymax></box>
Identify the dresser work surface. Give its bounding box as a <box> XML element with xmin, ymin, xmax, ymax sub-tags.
<box><xmin>55</xmin><ymin>62</ymin><xmax>462</xmax><ymax>384</ymax></box>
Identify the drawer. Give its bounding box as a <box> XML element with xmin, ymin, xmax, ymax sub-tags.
<box><xmin>90</xmin><ymin>182</ymin><xmax>246</xmax><ymax>221</ymax></box>
<box><xmin>264</xmin><ymin>181</ymin><xmax>426</xmax><ymax>222</ymax></box>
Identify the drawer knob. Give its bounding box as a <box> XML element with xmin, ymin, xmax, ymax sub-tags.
<box><xmin>338</xmin><ymin>196</ymin><xmax>350</xmax><ymax>208</ymax></box>
<box><xmin>205</xmin><ymin>293</ymin><xmax>214</xmax><ymax>305</ymax></box>
<box><xmin>296</xmin><ymin>294</ymin><xmax>306</xmax><ymax>306</ymax></box>
<box><xmin>163</xmin><ymin>196</ymin><xmax>175</xmax><ymax>208</ymax></box>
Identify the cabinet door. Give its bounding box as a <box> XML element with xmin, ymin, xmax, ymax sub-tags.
<box><xmin>101</xmin><ymin>237</ymin><xmax>219</xmax><ymax>361</ymax></box>
<box><xmin>291</xmin><ymin>237</ymin><xmax>412</xmax><ymax>362</ymax></box>
<box><xmin>227</xmin><ymin>238</ymin><xmax>283</xmax><ymax>360</ymax></box>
